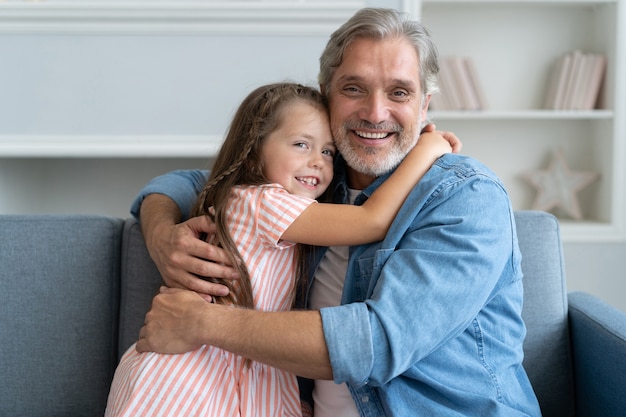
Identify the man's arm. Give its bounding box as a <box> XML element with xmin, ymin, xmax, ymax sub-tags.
<box><xmin>136</xmin><ymin>286</ymin><xmax>333</xmax><ymax>380</ymax></box>
<box><xmin>133</xmin><ymin>169</ymin><xmax>238</xmax><ymax>297</ymax></box>
<box><xmin>322</xmin><ymin>169</ymin><xmax>519</xmax><ymax>386</ymax></box>
<box><xmin>130</xmin><ymin>169</ymin><xmax>209</xmax><ymax>221</ymax></box>
<box><xmin>140</xmin><ymin>194</ymin><xmax>236</xmax><ymax>296</ymax></box>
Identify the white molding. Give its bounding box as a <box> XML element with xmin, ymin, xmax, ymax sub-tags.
<box><xmin>560</xmin><ymin>222</ymin><xmax>625</xmax><ymax>243</ymax></box>
<box><xmin>0</xmin><ymin>1</ymin><xmax>365</xmax><ymax>35</ymax></box>
<box><xmin>0</xmin><ymin>135</ymin><xmax>223</xmax><ymax>157</ymax></box>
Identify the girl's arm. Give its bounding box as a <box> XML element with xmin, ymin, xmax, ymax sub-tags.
<box><xmin>281</xmin><ymin>132</ymin><xmax>453</xmax><ymax>246</ymax></box>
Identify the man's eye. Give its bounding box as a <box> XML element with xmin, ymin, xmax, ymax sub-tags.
<box><xmin>392</xmin><ymin>90</ymin><xmax>409</xmax><ymax>99</ymax></box>
<box><xmin>343</xmin><ymin>86</ymin><xmax>362</xmax><ymax>95</ymax></box>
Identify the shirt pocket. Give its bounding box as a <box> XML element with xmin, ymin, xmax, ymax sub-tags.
<box><xmin>356</xmin><ymin>248</ymin><xmax>395</xmax><ymax>299</ymax></box>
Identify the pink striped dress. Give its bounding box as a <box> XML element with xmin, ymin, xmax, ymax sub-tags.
<box><xmin>106</xmin><ymin>184</ymin><xmax>315</xmax><ymax>417</ymax></box>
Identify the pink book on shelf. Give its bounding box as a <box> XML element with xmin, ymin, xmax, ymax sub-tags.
<box><xmin>582</xmin><ymin>54</ymin><xmax>607</xmax><ymax>110</ymax></box>
<box><xmin>448</xmin><ymin>56</ymin><xmax>480</xmax><ymax>110</ymax></box>
<box><xmin>569</xmin><ymin>52</ymin><xmax>593</xmax><ymax>110</ymax></box>
<box><xmin>561</xmin><ymin>50</ymin><xmax>584</xmax><ymax>109</ymax></box>
<box><xmin>550</xmin><ymin>52</ymin><xmax>573</xmax><ymax>110</ymax></box>
<box><xmin>463</xmin><ymin>57</ymin><xmax>488</xmax><ymax>110</ymax></box>
<box><xmin>433</xmin><ymin>69</ymin><xmax>451</xmax><ymax>111</ymax></box>
<box><xmin>543</xmin><ymin>56</ymin><xmax>562</xmax><ymax>109</ymax></box>
<box><xmin>438</xmin><ymin>58</ymin><xmax>463</xmax><ymax>110</ymax></box>
<box><xmin>428</xmin><ymin>91</ymin><xmax>446</xmax><ymax>111</ymax></box>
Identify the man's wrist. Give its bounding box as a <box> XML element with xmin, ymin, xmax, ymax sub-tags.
<box><xmin>140</xmin><ymin>194</ymin><xmax>180</xmax><ymax>237</ymax></box>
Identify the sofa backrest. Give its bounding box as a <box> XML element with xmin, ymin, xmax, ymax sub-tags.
<box><xmin>516</xmin><ymin>211</ymin><xmax>575</xmax><ymax>417</ymax></box>
<box><xmin>0</xmin><ymin>215</ymin><xmax>124</xmax><ymax>417</ymax></box>
<box><xmin>118</xmin><ymin>219</ymin><xmax>164</xmax><ymax>357</ymax></box>
<box><xmin>0</xmin><ymin>211</ymin><xmax>574</xmax><ymax>416</ymax></box>
<box><xmin>119</xmin><ymin>211</ymin><xmax>576</xmax><ymax>417</ymax></box>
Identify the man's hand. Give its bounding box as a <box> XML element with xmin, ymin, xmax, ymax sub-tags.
<box><xmin>137</xmin><ymin>287</ymin><xmax>210</xmax><ymax>354</ymax></box>
<box><xmin>422</xmin><ymin>122</ymin><xmax>462</xmax><ymax>153</ymax></box>
<box><xmin>137</xmin><ymin>288</ymin><xmax>333</xmax><ymax>380</ymax></box>
<box><xmin>140</xmin><ymin>194</ymin><xmax>239</xmax><ymax>300</ymax></box>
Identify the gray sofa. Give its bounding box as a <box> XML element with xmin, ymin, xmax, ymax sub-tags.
<box><xmin>1</xmin><ymin>211</ymin><xmax>625</xmax><ymax>417</ymax></box>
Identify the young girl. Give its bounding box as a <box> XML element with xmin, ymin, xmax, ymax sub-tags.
<box><xmin>105</xmin><ymin>82</ymin><xmax>454</xmax><ymax>417</ymax></box>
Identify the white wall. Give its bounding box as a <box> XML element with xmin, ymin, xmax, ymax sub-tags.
<box><xmin>0</xmin><ymin>158</ymin><xmax>210</xmax><ymax>218</ymax></box>
<box><xmin>563</xmin><ymin>242</ymin><xmax>626</xmax><ymax>313</ymax></box>
<box><xmin>1</xmin><ymin>1</ymin><xmax>624</xmax><ymax>313</ymax></box>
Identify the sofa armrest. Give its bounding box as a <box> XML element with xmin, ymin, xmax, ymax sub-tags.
<box><xmin>568</xmin><ymin>291</ymin><xmax>626</xmax><ymax>417</ymax></box>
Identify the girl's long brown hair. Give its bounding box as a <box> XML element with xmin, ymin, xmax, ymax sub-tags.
<box><xmin>191</xmin><ymin>82</ymin><xmax>329</xmax><ymax>309</ymax></box>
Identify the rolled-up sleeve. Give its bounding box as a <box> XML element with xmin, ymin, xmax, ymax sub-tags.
<box><xmin>320</xmin><ymin>302</ymin><xmax>374</xmax><ymax>386</ymax></box>
<box><xmin>130</xmin><ymin>169</ymin><xmax>209</xmax><ymax>220</ymax></box>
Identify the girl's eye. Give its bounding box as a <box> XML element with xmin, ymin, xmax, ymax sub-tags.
<box><xmin>322</xmin><ymin>148</ymin><xmax>335</xmax><ymax>158</ymax></box>
<box><xmin>294</xmin><ymin>142</ymin><xmax>308</xmax><ymax>149</ymax></box>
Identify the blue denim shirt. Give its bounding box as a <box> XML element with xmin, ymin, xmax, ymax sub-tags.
<box><xmin>130</xmin><ymin>155</ymin><xmax>541</xmax><ymax>416</ymax></box>
<box><xmin>130</xmin><ymin>169</ymin><xmax>208</xmax><ymax>220</ymax></box>
<box><xmin>316</xmin><ymin>154</ymin><xmax>541</xmax><ymax>416</ymax></box>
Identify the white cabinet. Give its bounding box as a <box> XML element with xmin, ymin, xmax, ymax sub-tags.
<box><xmin>420</xmin><ymin>0</ymin><xmax>625</xmax><ymax>241</ymax></box>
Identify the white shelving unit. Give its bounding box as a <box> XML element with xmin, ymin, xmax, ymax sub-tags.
<box><xmin>1</xmin><ymin>0</ymin><xmax>624</xmax><ymax>241</ymax></box>
<box><xmin>421</xmin><ymin>0</ymin><xmax>625</xmax><ymax>241</ymax></box>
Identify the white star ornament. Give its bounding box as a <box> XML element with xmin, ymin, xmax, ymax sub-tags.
<box><xmin>523</xmin><ymin>149</ymin><xmax>599</xmax><ymax>220</ymax></box>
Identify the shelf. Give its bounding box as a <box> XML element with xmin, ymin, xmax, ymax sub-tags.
<box><xmin>424</xmin><ymin>0</ymin><xmax>617</xmax><ymax>4</ymax></box>
<box><xmin>422</xmin><ymin>0</ymin><xmax>625</xmax><ymax>241</ymax></box>
<box><xmin>0</xmin><ymin>135</ymin><xmax>222</xmax><ymax>158</ymax></box>
<box><xmin>428</xmin><ymin>109</ymin><xmax>614</xmax><ymax>120</ymax></box>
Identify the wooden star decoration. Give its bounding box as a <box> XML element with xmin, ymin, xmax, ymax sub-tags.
<box><xmin>523</xmin><ymin>149</ymin><xmax>599</xmax><ymax>220</ymax></box>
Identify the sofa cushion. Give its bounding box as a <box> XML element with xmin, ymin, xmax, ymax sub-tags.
<box><xmin>0</xmin><ymin>215</ymin><xmax>123</xmax><ymax>417</ymax></box>
<box><xmin>118</xmin><ymin>219</ymin><xmax>164</xmax><ymax>358</ymax></box>
<box><xmin>516</xmin><ymin>211</ymin><xmax>575</xmax><ymax>417</ymax></box>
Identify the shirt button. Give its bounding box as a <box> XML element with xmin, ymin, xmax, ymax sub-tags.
<box><xmin>362</xmin><ymin>396</ymin><xmax>369</xmax><ymax>403</ymax></box>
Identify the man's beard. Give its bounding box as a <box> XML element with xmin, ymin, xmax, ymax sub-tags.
<box><xmin>333</xmin><ymin>119</ymin><xmax>420</xmax><ymax>177</ymax></box>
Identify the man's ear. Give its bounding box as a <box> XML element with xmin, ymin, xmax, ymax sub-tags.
<box><xmin>422</xmin><ymin>94</ymin><xmax>432</xmax><ymax>119</ymax></box>
<box><xmin>320</xmin><ymin>84</ymin><xmax>326</xmax><ymax>96</ymax></box>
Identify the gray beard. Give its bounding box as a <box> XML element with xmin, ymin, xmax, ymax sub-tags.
<box><xmin>336</xmin><ymin>139</ymin><xmax>411</xmax><ymax>177</ymax></box>
<box><xmin>334</xmin><ymin>123</ymin><xmax>421</xmax><ymax>177</ymax></box>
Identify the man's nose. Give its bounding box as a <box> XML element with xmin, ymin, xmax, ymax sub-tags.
<box><xmin>358</xmin><ymin>92</ymin><xmax>390</xmax><ymax>124</ymax></box>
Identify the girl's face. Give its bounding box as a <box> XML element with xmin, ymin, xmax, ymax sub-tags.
<box><xmin>261</xmin><ymin>101</ymin><xmax>335</xmax><ymax>200</ymax></box>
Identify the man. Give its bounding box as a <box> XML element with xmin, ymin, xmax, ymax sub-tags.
<box><xmin>134</xmin><ymin>8</ymin><xmax>541</xmax><ymax>416</ymax></box>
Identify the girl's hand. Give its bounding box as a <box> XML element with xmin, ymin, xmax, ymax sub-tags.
<box><xmin>421</xmin><ymin>123</ymin><xmax>462</xmax><ymax>153</ymax></box>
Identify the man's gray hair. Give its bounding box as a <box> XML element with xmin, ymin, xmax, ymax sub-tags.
<box><xmin>318</xmin><ymin>8</ymin><xmax>439</xmax><ymax>98</ymax></box>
